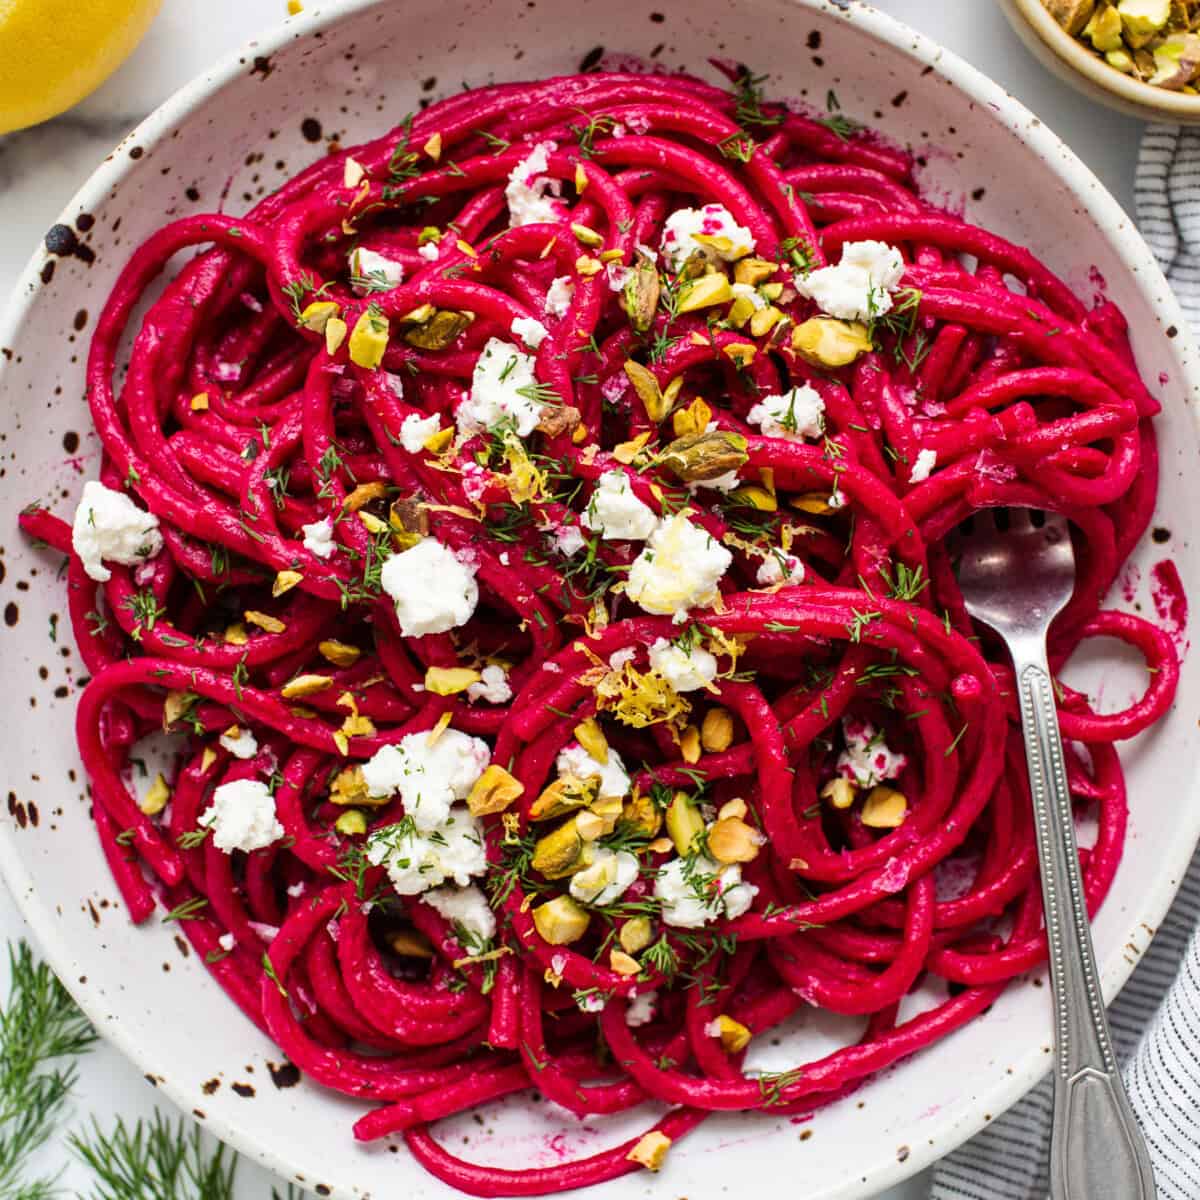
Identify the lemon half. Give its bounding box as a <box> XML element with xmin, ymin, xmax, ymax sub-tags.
<box><xmin>0</xmin><ymin>0</ymin><xmax>163</xmax><ymax>135</ymax></box>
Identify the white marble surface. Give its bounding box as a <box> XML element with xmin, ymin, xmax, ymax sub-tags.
<box><xmin>0</xmin><ymin>1</ymin><xmax>1147</xmax><ymax>1196</ymax></box>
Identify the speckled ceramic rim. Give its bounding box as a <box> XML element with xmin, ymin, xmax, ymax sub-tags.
<box><xmin>1</xmin><ymin>1</ymin><xmax>1198</xmax><ymax>1195</ymax></box>
<box><xmin>1005</xmin><ymin>0</ymin><xmax>1200</xmax><ymax>121</ymax></box>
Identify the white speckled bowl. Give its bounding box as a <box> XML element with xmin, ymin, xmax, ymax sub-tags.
<box><xmin>1</xmin><ymin>1</ymin><xmax>1198</xmax><ymax>1197</ymax></box>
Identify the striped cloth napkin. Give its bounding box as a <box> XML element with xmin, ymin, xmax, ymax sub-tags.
<box><xmin>930</xmin><ymin>124</ymin><xmax>1200</xmax><ymax>1200</ymax></box>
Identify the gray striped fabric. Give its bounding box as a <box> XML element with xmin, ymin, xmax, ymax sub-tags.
<box><xmin>930</xmin><ymin>124</ymin><xmax>1200</xmax><ymax>1200</ymax></box>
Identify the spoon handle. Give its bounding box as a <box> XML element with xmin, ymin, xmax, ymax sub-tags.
<box><xmin>1011</xmin><ymin>646</ymin><xmax>1156</xmax><ymax>1200</ymax></box>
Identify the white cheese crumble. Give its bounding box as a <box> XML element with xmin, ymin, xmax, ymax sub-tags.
<box><xmin>647</xmin><ymin>637</ymin><xmax>718</xmax><ymax>692</ymax></box>
<box><xmin>660</xmin><ymin>204</ymin><xmax>755</xmax><ymax>272</ymax></box>
<box><xmin>71</xmin><ymin>480</ymin><xmax>162</xmax><ymax>583</ymax></box>
<box><xmin>582</xmin><ymin>470</ymin><xmax>659</xmax><ymax>541</ymax></box>
<box><xmin>301</xmin><ymin>517</ymin><xmax>336</xmax><ymax>560</ymax></box>
<box><xmin>218</xmin><ymin>932</ymin><xmax>236</xmax><ymax>952</ymax></box>
<box><xmin>457</xmin><ymin>337</ymin><xmax>545</xmax><ymax>437</ymax></box>
<box><xmin>361</xmin><ymin>727</ymin><xmax>490</xmax><ymax>830</ymax></box>
<box><xmin>511</xmin><ymin>315</ymin><xmax>550</xmax><ymax>349</ymax></box>
<box><xmin>418</xmin><ymin>241</ymin><xmax>440</xmax><ymax>262</ymax></box>
<box><xmin>569</xmin><ymin>847</ymin><xmax>639</xmax><ymax>906</ymax></box>
<box><xmin>626</xmin><ymin>513</ymin><xmax>732</xmax><ymax>623</ymax></box>
<box><xmin>654</xmin><ymin>856</ymin><xmax>757</xmax><ymax>928</ymax></box>
<box><xmin>349</xmin><ymin>246</ymin><xmax>404</xmax><ymax>293</ymax></box>
<box><xmin>836</xmin><ymin>717</ymin><xmax>907</xmax><ymax>788</ymax></box>
<box><xmin>730</xmin><ymin>281</ymin><xmax>766</xmax><ymax>311</ymax></box>
<box><xmin>467</xmin><ymin>664</ymin><xmax>512</xmax><ymax>705</ymax></box>
<box><xmin>747</xmin><ymin>385</ymin><xmax>825</xmax><ymax>441</ymax></box>
<box><xmin>704</xmin><ymin>1019</ymin><xmax>723</xmax><ymax>1038</ymax></box>
<box><xmin>609</xmin><ymin>647</ymin><xmax>637</xmax><ymax>671</ymax></box>
<box><xmin>380</xmin><ymin>538</ymin><xmax>478</xmax><ymax>637</ymax></box>
<box><xmin>219</xmin><ymin>727</ymin><xmax>258</xmax><ymax>760</ymax></box>
<box><xmin>400</xmin><ymin>412</ymin><xmax>441</xmax><ymax>453</ymax></box>
<box><xmin>505</xmin><ymin>143</ymin><xmax>563</xmax><ymax>227</ymax></box>
<box><xmin>626</xmin><ymin>989</ymin><xmax>658</xmax><ymax>1026</ymax></box>
<box><xmin>556</xmin><ymin>743</ymin><xmax>631</xmax><ymax>800</ymax></box>
<box><xmin>423</xmin><ymin>883</ymin><xmax>496</xmax><ymax>943</ymax></box>
<box><xmin>795</xmin><ymin>239</ymin><xmax>906</xmax><ymax>322</ymax></box>
<box><xmin>909</xmin><ymin>447</ymin><xmax>937</xmax><ymax>483</ymax></box>
<box><xmin>366</xmin><ymin>805</ymin><xmax>487</xmax><ymax>895</ymax></box>
<box><xmin>577</xmin><ymin>991</ymin><xmax>608</xmax><ymax>1013</ymax></box>
<box><xmin>198</xmin><ymin>779</ymin><xmax>284</xmax><ymax>854</ymax></box>
<box><xmin>552</xmin><ymin>524</ymin><xmax>587</xmax><ymax>557</ymax></box>
<box><xmin>688</xmin><ymin>469</ymin><xmax>741</xmax><ymax>493</ymax></box>
<box><xmin>544</xmin><ymin>276</ymin><xmax>574</xmax><ymax>318</ymax></box>
<box><xmin>756</xmin><ymin>552</ymin><xmax>805</xmax><ymax>587</ymax></box>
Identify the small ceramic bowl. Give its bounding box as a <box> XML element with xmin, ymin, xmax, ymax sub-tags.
<box><xmin>999</xmin><ymin>0</ymin><xmax>1200</xmax><ymax>123</ymax></box>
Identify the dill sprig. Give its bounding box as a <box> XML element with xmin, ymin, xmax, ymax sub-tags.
<box><xmin>70</xmin><ymin>1112</ymin><xmax>237</xmax><ymax>1200</ymax></box>
<box><xmin>0</xmin><ymin>942</ymin><xmax>96</xmax><ymax>1198</ymax></box>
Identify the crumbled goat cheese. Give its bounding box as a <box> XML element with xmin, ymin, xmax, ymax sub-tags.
<box><xmin>747</xmin><ymin>385</ymin><xmax>825</xmax><ymax>441</ymax></box>
<box><xmin>569</xmin><ymin>848</ymin><xmax>640</xmax><ymax>906</ymax></box>
<box><xmin>660</xmin><ymin>204</ymin><xmax>755</xmax><ymax>271</ymax></box>
<box><xmin>557</xmin><ymin>743</ymin><xmax>631</xmax><ymax>800</ymax></box>
<box><xmin>423</xmin><ymin>883</ymin><xmax>496</xmax><ymax>942</ymax></box>
<box><xmin>380</xmin><ymin>538</ymin><xmax>478</xmax><ymax>637</ymax></box>
<box><xmin>467</xmin><ymin>664</ymin><xmax>513</xmax><ymax>705</ymax></box>
<box><xmin>366</xmin><ymin>805</ymin><xmax>487</xmax><ymax>895</ymax></box>
<box><xmin>72</xmin><ymin>481</ymin><xmax>162</xmax><ymax>583</ymax></box>
<box><xmin>582</xmin><ymin>470</ymin><xmax>659</xmax><ymax>541</ymax></box>
<box><xmin>456</xmin><ymin>338</ymin><xmax>545</xmax><ymax>437</ymax></box>
<box><xmin>301</xmin><ymin>517</ymin><xmax>336</xmax><ymax>560</ymax></box>
<box><xmin>648</xmin><ymin>637</ymin><xmax>718</xmax><ymax>692</ymax></box>
<box><xmin>349</xmin><ymin>246</ymin><xmax>404</xmax><ymax>292</ymax></box>
<box><xmin>544</xmin><ymin>276</ymin><xmax>574</xmax><ymax>317</ymax></box>
<box><xmin>511</xmin><ymin>315</ymin><xmax>549</xmax><ymax>349</ymax></box>
<box><xmin>836</xmin><ymin>717</ymin><xmax>907</xmax><ymax>788</ymax></box>
<box><xmin>795</xmin><ymin>239</ymin><xmax>906</xmax><ymax>322</ymax></box>
<box><xmin>505</xmin><ymin>143</ymin><xmax>563</xmax><ymax>227</ymax></box>
<box><xmin>219</xmin><ymin>727</ymin><xmax>258</xmax><ymax>760</ymax></box>
<box><xmin>400</xmin><ymin>412</ymin><xmax>442</xmax><ymax>453</ymax></box>
<box><xmin>626</xmin><ymin>990</ymin><xmax>658</xmax><ymax>1026</ymax></box>
<box><xmin>198</xmin><ymin>779</ymin><xmax>284</xmax><ymax>854</ymax></box>
<box><xmin>756</xmin><ymin>552</ymin><xmax>805</xmax><ymax>587</ymax></box>
<box><xmin>909</xmin><ymin>447</ymin><xmax>937</xmax><ymax>483</ymax></box>
<box><xmin>654</xmin><ymin>856</ymin><xmax>757</xmax><ymax>927</ymax></box>
<box><xmin>361</xmin><ymin>728</ymin><xmax>491</xmax><ymax>830</ymax></box>
<box><xmin>626</xmin><ymin>513</ymin><xmax>732</xmax><ymax>622</ymax></box>
<box><xmin>418</xmin><ymin>241</ymin><xmax>440</xmax><ymax>261</ymax></box>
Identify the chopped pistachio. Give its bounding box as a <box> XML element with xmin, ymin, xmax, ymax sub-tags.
<box><xmin>700</xmin><ymin>707</ymin><xmax>735</xmax><ymax>753</ymax></box>
<box><xmin>575</xmin><ymin>809</ymin><xmax>608</xmax><ymax>841</ymax></box>
<box><xmin>280</xmin><ymin>673</ymin><xmax>333</xmax><ymax>699</ymax></box>
<box><xmin>610</xmin><ymin>948</ymin><xmax>641</xmax><ymax>976</ymax></box>
<box><xmin>727</xmin><ymin>293</ymin><xmax>757</xmax><ymax>329</ymax></box>
<box><xmin>679</xmin><ymin>725</ymin><xmax>702</xmax><ymax>764</ymax></box>
<box><xmin>792</xmin><ymin>317</ymin><xmax>874</xmax><ymax>368</ymax></box>
<box><xmin>574</xmin><ymin>717</ymin><xmax>609</xmax><ymax>764</ymax></box>
<box><xmin>190</xmin><ymin>392</ymin><xmax>209</xmax><ymax>412</ymax></box>
<box><xmin>627</xmin><ymin>1131</ymin><xmax>671</xmax><ymax>1172</ymax></box>
<box><xmin>861</xmin><ymin>785</ymin><xmax>907</xmax><ymax>829</ymax></box>
<box><xmin>1149</xmin><ymin>31</ymin><xmax>1200</xmax><ymax>86</ymax></box>
<box><xmin>572</xmin><ymin>422</ymin><xmax>589</xmax><ymax>445</ymax></box>
<box><xmin>1084</xmin><ymin>3</ymin><xmax>1125</xmax><ymax>50</ymax></box>
<box><xmin>400</xmin><ymin>303</ymin><xmax>437</xmax><ymax>324</ymax></box>
<box><xmin>139</xmin><ymin>772</ymin><xmax>170</xmax><ymax>816</ymax></box>
<box><xmin>245</xmin><ymin>609</ymin><xmax>286</xmax><ymax>634</ymax></box>
<box><xmin>621</xmin><ymin>258</ymin><xmax>661</xmax><ymax>333</ymax></box>
<box><xmin>1107</xmin><ymin>46</ymin><xmax>1137</xmax><ymax>70</ymax></box>
<box><xmin>424</xmin><ymin>666</ymin><xmax>483</xmax><ymax>695</ymax></box>
<box><xmin>677</xmin><ymin>272</ymin><xmax>733</xmax><ymax>313</ymax></box>
<box><xmin>273</xmin><ymin>569</ymin><xmax>303</xmax><ymax>597</ymax></box>
<box><xmin>721</xmin><ymin>341</ymin><xmax>757</xmax><ymax>366</ymax></box>
<box><xmin>733</xmin><ymin>257</ymin><xmax>778</xmax><ymax>286</ymax></box>
<box><xmin>620</xmin><ymin>790</ymin><xmax>663</xmax><ymax>838</ymax></box>
<box><xmin>665</xmin><ymin>790</ymin><xmax>705</xmax><ymax>856</ymax></box>
<box><xmin>571</xmin><ymin>222</ymin><xmax>604</xmax><ymax>247</ymax></box>
<box><xmin>334</xmin><ymin>809</ymin><xmax>368</xmax><ymax>835</ymax></box>
<box><xmin>467</xmin><ymin>764</ymin><xmax>525</xmax><ymax>816</ymax></box>
<box><xmin>613</xmin><ymin>431</ymin><xmax>653</xmax><ymax>463</ymax></box>
<box><xmin>298</xmin><ymin>299</ymin><xmax>340</xmax><ymax>332</ymax></box>
<box><xmin>425</xmin><ymin>710</ymin><xmax>453</xmax><ymax>746</ymax></box>
<box><xmin>624</xmin><ymin>360</ymin><xmax>670</xmax><ymax>423</ymax></box>
<box><xmin>589</xmin><ymin>794</ymin><xmax>624</xmax><ymax>836</ymax></box>
<box><xmin>199</xmin><ymin>747</ymin><xmax>218</xmax><ymax>773</ymax></box>
<box><xmin>532</xmin><ymin>895</ymin><xmax>591</xmax><ymax>944</ymax></box>
<box><xmin>223</xmin><ymin>622</ymin><xmax>249</xmax><ymax>646</ymax></box>
<box><xmin>359</xmin><ymin>511</ymin><xmax>389</xmax><ymax>535</ymax></box>
<box><xmin>790</xmin><ymin>492</ymin><xmax>838</xmax><ymax>515</ymax></box>
<box><xmin>707</xmin><ymin>816</ymin><xmax>763</xmax><ymax>864</ymax></box>
<box><xmin>455</xmin><ymin>239</ymin><xmax>478</xmax><ymax>258</ymax></box>
<box><xmin>712</xmin><ymin>1013</ymin><xmax>752</xmax><ymax>1053</ymax></box>
<box><xmin>760</xmin><ymin>281</ymin><xmax>785</xmax><ymax>301</ymax></box>
<box><xmin>319</xmin><ymin>639</ymin><xmax>362</xmax><ymax>667</ymax></box>
<box><xmin>749</xmin><ymin>305</ymin><xmax>785</xmax><ymax>338</ymax></box>
<box><xmin>403</xmin><ymin>310</ymin><xmax>471</xmax><ymax>350</ymax></box>
<box><xmin>728</xmin><ymin>484</ymin><xmax>777</xmax><ymax>512</ymax></box>
<box><xmin>422</xmin><ymin>133</ymin><xmax>442</xmax><ymax>161</ymax></box>
<box><xmin>658</xmin><ymin>429</ymin><xmax>748</xmax><ymax>482</ymax></box>
<box><xmin>619</xmin><ymin>915</ymin><xmax>654</xmax><ymax>954</ymax></box>
<box><xmin>343</xmin><ymin>480</ymin><xmax>388</xmax><ymax>512</ymax></box>
<box><xmin>387</xmin><ymin>928</ymin><xmax>434</xmax><ymax>958</ymax></box>
<box><xmin>1045</xmin><ymin>0</ymin><xmax>1097</xmax><ymax>35</ymax></box>
<box><xmin>576</xmin><ymin>255</ymin><xmax>603</xmax><ymax>276</ymax></box>
<box><xmin>329</xmin><ymin>764</ymin><xmax>379</xmax><ymax>807</ymax></box>
<box><xmin>1119</xmin><ymin>0</ymin><xmax>1171</xmax><ymax>44</ymax></box>
<box><xmin>531</xmin><ymin>775</ymin><xmax>597</xmax><ymax>821</ymax></box>
<box><xmin>423</xmin><ymin>426</ymin><xmax>456</xmax><ymax>454</ymax></box>
<box><xmin>162</xmin><ymin>690</ymin><xmax>195</xmax><ymax>729</ymax></box>
<box><xmin>348</xmin><ymin>308</ymin><xmax>389</xmax><ymax>369</ymax></box>
<box><xmin>672</xmin><ymin>396</ymin><xmax>713</xmax><ymax>438</ymax></box>
<box><xmin>536</xmin><ymin>403</ymin><xmax>582</xmax><ymax>440</ymax></box>
<box><xmin>532</xmin><ymin>820</ymin><xmax>593</xmax><ymax>878</ymax></box>
<box><xmin>574</xmin><ymin>162</ymin><xmax>588</xmax><ymax>192</ymax></box>
<box><xmin>820</xmin><ymin>777</ymin><xmax>857</xmax><ymax>810</ymax></box>
<box><xmin>718</xmin><ymin>797</ymin><xmax>748</xmax><ymax>821</ymax></box>
<box><xmin>324</xmin><ymin>316</ymin><xmax>348</xmax><ymax>355</ymax></box>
